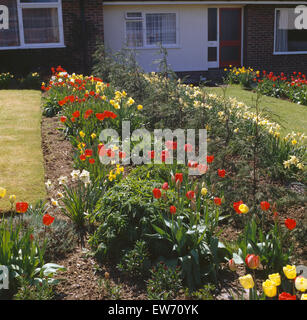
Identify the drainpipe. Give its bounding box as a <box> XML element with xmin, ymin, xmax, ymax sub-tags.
<box><xmin>79</xmin><ymin>0</ymin><xmax>88</xmax><ymax>74</ymax></box>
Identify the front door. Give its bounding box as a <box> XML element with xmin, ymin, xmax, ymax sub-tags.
<box><xmin>219</xmin><ymin>8</ymin><xmax>242</xmax><ymax>67</ymax></box>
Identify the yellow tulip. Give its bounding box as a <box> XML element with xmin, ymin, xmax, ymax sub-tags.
<box><xmin>239</xmin><ymin>274</ymin><xmax>254</xmax><ymax>289</ymax></box>
<box><xmin>283</xmin><ymin>265</ymin><xmax>296</xmax><ymax>279</ymax></box>
<box><xmin>268</xmin><ymin>273</ymin><xmax>281</xmax><ymax>286</ymax></box>
<box><xmin>239</xmin><ymin>204</ymin><xmax>249</xmax><ymax>214</ymax></box>
<box><xmin>0</xmin><ymin>187</ymin><xmax>6</xmax><ymax>199</ymax></box>
<box><xmin>201</xmin><ymin>188</ymin><xmax>208</xmax><ymax>196</ymax></box>
<box><xmin>137</xmin><ymin>104</ymin><xmax>143</xmax><ymax>110</ymax></box>
<box><xmin>79</xmin><ymin>131</ymin><xmax>85</xmax><ymax>138</ymax></box>
<box><xmin>295</xmin><ymin>276</ymin><xmax>307</xmax><ymax>292</ymax></box>
<box><xmin>9</xmin><ymin>195</ymin><xmax>16</xmax><ymax>204</ymax></box>
<box><xmin>91</xmin><ymin>133</ymin><xmax>97</xmax><ymax>139</ymax></box>
<box><xmin>262</xmin><ymin>279</ymin><xmax>277</xmax><ymax>298</ymax></box>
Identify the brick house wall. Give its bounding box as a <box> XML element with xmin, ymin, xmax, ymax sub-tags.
<box><xmin>0</xmin><ymin>0</ymin><xmax>104</xmax><ymax>77</ymax></box>
<box><xmin>244</xmin><ymin>5</ymin><xmax>307</xmax><ymax>75</ymax></box>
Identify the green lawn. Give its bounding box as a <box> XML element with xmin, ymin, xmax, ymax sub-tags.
<box><xmin>0</xmin><ymin>90</ymin><xmax>46</xmax><ymax>212</ymax></box>
<box><xmin>205</xmin><ymin>84</ymin><xmax>307</xmax><ymax>137</ymax></box>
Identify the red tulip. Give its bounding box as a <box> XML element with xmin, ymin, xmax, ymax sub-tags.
<box><xmin>217</xmin><ymin>169</ymin><xmax>226</xmax><ymax>178</ymax></box>
<box><xmin>119</xmin><ymin>151</ymin><xmax>126</xmax><ymax>159</ymax></box>
<box><xmin>175</xmin><ymin>173</ymin><xmax>183</xmax><ymax>183</ymax></box>
<box><xmin>148</xmin><ymin>150</ymin><xmax>155</xmax><ymax>160</ymax></box>
<box><xmin>72</xmin><ymin>110</ymin><xmax>80</xmax><ymax>118</ymax></box>
<box><xmin>84</xmin><ymin>149</ymin><xmax>93</xmax><ymax>157</ymax></box>
<box><xmin>16</xmin><ymin>202</ymin><xmax>28</xmax><ymax>213</ymax></box>
<box><xmin>95</xmin><ymin>113</ymin><xmax>105</xmax><ymax>121</ymax></box>
<box><xmin>186</xmin><ymin>191</ymin><xmax>195</xmax><ymax>200</ymax></box>
<box><xmin>245</xmin><ymin>254</ymin><xmax>260</xmax><ymax>269</ymax></box>
<box><xmin>80</xmin><ymin>154</ymin><xmax>86</xmax><ymax>161</ymax></box>
<box><xmin>153</xmin><ymin>188</ymin><xmax>162</xmax><ymax>199</ymax></box>
<box><xmin>165</xmin><ymin>140</ymin><xmax>177</xmax><ymax>150</ymax></box>
<box><xmin>278</xmin><ymin>292</ymin><xmax>296</xmax><ymax>300</ymax></box>
<box><xmin>184</xmin><ymin>144</ymin><xmax>193</xmax><ymax>152</ymax></box>
<box><xmin>162</xmin><ymin>182</ymin><xmax>169</xmax><ymax>190</ymax></box>
<box><xmin>233</xmin><ymin>201</ymin><xmax>243</xmax><ymax>214</ymax></box>
<box><xmin>43</xmin><ymin>213</ymin><xmax>55</xmax><ymax>226</ymax></box>
<box><xmin>71</xmin><ymin>117</ymin><xmax>76</xmax><ymax>122</ymax></box>
<box><xmin>260</xmin><ymin>201</ymin><xmax>270</xmax><ymax>211</ymax></box>
<box><xmin>170</xmin><ymin>206</ymin><xmax>177</xmax><ymax>214</ymax></box>
<box><xmin>89</xmin><ymin>158</ymin><xmax>95</xmax><ymax>164</ymax></box>
<box><xmin>284</xmin><ymin>218</ymin><xmax>296</xmax><ymax>230</ymax></box>
<box><xmin>214</xmin><ymin>197</ymin><xmax>222</xmax><ymax>206</ymax></box>
<box><xmin>207</xmin><ymin>155</ymin><xmax>214</xmax><ymax>164</ymax></box>
<box><xmin>161</xmin><ymin>150</ymin><xmax>169</xmax><ymax>162</ymax></box>
<box><xmin>60</xmin><ymin>116</ymin><xmax>67</xmax><ymax>123</ymax></box>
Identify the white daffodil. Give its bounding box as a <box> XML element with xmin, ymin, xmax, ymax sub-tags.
<box><xmin>58</xmin><ymin>176</ymin><xmax>68</xmax><ymax>185</ymax></box>
<box><xmin>51</xmin><ymin>198</ymin><xmax>59</xmax><ymax>207</ymax></box>
<box><xmin>71</xmin><ymin>170</ymin><xmax>81</xmax><ymax>182</ymax></box>
<box><xmin>45</xmin><ymin>180</ymin><xmax>53</xmax><ymax>190</ymax></box>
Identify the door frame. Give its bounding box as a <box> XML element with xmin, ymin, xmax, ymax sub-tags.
<box><xmin>219</xmin><ymin>7</ymin><xmax>242</xmax><ymax>68</ymax></box>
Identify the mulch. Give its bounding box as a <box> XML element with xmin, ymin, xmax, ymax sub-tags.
<box><xmin>41</xmin><ymin>115</ymin><xmax>306</xmax><ymax>300</ymax></box>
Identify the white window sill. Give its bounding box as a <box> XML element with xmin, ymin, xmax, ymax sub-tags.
<box><xmin>127</xmin><ymin>45</ymin><xmax>181</xmax><ymax>50</ymax></box>
<box><xmin>273</xmin><ymin>51</ymin><xmax>307</xmax><ymax>55</ymax></box>
<box><xmin>0</xmin><ymin>44</ymin><xmax>66</xmax><ymax>51</ymax></box>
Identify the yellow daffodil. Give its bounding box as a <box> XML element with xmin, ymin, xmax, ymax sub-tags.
<box><xmin>268</xmin><ymin>273</ymin><xmax>281</xmax><ymax>286</ymax></box>
<box><xmin>262</xmin><ymin>279</ymin><xmax>277</xmax><ymax>297</ymax></box>
<box><xmin>283</xmin><ymin>265</ymin><xmax>296</xmax><ymax>279</ymax></box>
<box><xmin>0</xmin><ymin>187</ymin><xmax>6</xmax><ymax>199</ymax></box>
<box><xmin>126</xmin><ymin>97</ymin><xmax>135</xmax><ymax>106</ymax></box>
<box><xmin>301</xmin><ymin>294</ymin><xmax>307</xmax><ymax>300</ymax></box>
<box><xmin>239</xmin><ymin>274</ymin><xmax>254</xmax><ymax>289</ymax></box>
<box><xmin>297</xmin><ymin>163</ymin><xmax>304</xmax><ymax>170</ymax></box>
<box><xmin>137</xmin><ymin>104</ymin><xmax>143</xmax><ymax>110</ymax></box>
<box><xmin>291</xmin><ymin>139</ymin><xmax>297</xmax><ymax>145</ymax></box>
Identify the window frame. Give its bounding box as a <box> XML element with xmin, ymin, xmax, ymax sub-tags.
<box><xmin>273</xmin><ymin>7</ymin><xmax>307</xmax><ymax>55</ymax></box>
<box><xmin>0</xmin><ymin>0</ymin><xmax>64</xmax><ymax>50</ymax></box>
<box><xmin>124</xmin><ymin>10</ymin><xmax>179</xmax><ymax>49</ymax></box>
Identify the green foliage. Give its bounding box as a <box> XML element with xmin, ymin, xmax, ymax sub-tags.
<box><xmin>13</xmin><ymin>277</ymin><xmax>55</xmax><ymax>300</ymax></box>
<box><xmin>20</xmin><ymin>200</ymin><xmax>78</xmax><ymax>260</ymax></box>
<box><xmin>88</xmin><ymin>175</ymin><xmax>164</xmax><ymax>260</ymax></box>
<box><xmin>92</xmin><ymin>43</ymin><xmax>149</xmax><ymax>102</ymax></box>
<box><xmin>117</xmin><ymin>240</ymin><xmax>151</xmax><ymax>278</ymax></box>
<box><xmin>187</xmin><ymin>283</ymin><xmax>216</xmax><ymax>300</ymax></box>
<box><xmin>232</xmin><ymin>217</ymin><xmax>292</xmax><ymax>274</ymax></box>
<box><xmin>146</xmin><ymin>262</ymin><xmax>182</xmax><ymax>300</ymax></box>
<box><xmin>0</xmin><ymin>72</ymin><xmax>15</xmax><ymax>89</ymax></box>
<box><xmin>60</xmin><ymin>176</ymin><xmax>106</xmax><ymax>246</ymax></box>
<box><xmin>0</xmin><ymin>218</ymin><xmax>45</xmax><ymax>298</ymax></box>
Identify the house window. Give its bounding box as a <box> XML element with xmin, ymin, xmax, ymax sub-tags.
<box><xmin>275</xmin><ymin>8</ymin><xmax>307</xmax><ymax>54</ymax></box>
<box><xmin>125</xmin><ymin>12</ymin><xmax>177</xmax><ymax>48</ymax></box>
<box><xmin>146</xmin><ymin>13</ymin><xmax>176</xmax><ymax>45</ymax></box>
<box><xmin>0</xmin><ymin>0</ymin><xmax>64</xmax><ymax>50</ymax></box>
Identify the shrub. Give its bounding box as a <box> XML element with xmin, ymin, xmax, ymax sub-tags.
<box><xmin>117</xmin><ymin>240</ymin><xmax>151</xmax><ymax>278</ymax></box>
<box><xmin>146</xmin><ymin>262</ymin><xmax>182</xmax><ymax>300</ymax></box>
